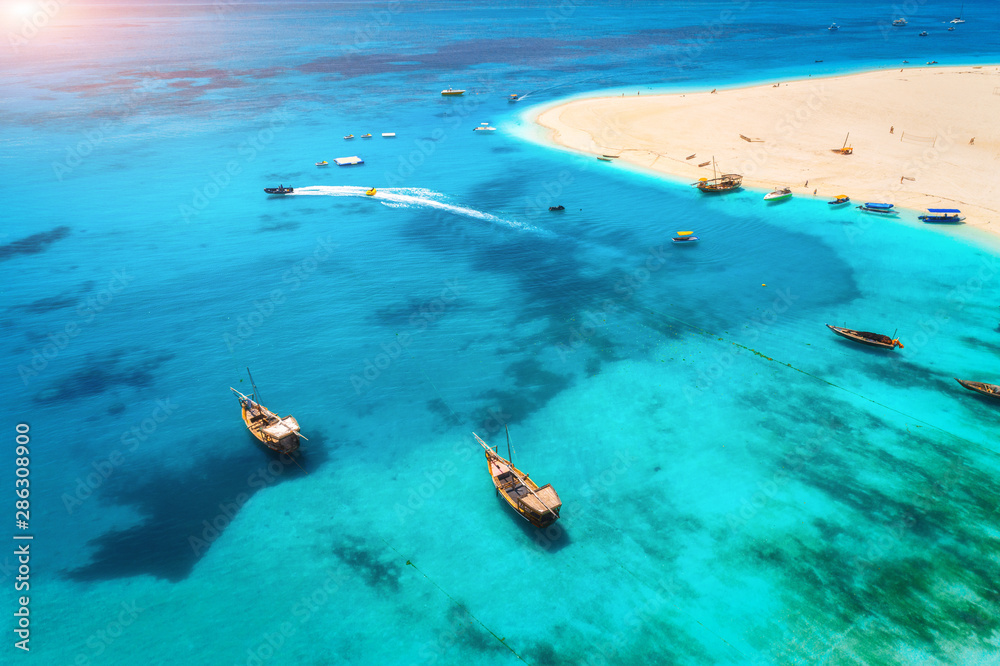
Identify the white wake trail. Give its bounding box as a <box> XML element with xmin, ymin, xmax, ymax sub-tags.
<box><xmin>291</xmin><ymin>185</ymin><xmax>550</xmax><ymax>235</ymax></box>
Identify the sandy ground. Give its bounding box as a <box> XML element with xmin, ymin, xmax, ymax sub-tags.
<box><xmin>536</xmin><ymin>66</ymin><xmax>1000</xmax><ymax>228</ymax></box>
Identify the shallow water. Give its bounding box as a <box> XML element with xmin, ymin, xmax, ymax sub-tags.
<box><xmin>4</xmin><ymin>1</ymin><xmax>1000</xmax><ymax>664</ymax></box>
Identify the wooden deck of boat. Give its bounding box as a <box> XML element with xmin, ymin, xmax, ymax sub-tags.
<box><xmin>521</xmin><ymin>484</ymin><xmax>560</xmax><ymax>514</ymax></box>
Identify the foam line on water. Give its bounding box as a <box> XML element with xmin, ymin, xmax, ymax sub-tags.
<box><xmin>291</xmin><ymin>185</ymin><xmax>551</xmax><ymax>235</ymax></box>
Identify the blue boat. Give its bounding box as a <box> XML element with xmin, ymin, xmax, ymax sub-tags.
<box><xmin>919</xmin><ymin>208</ymin><xmax>964</xmax><ymax>223</ymax></box>
<box><xmin>857</xmin><ymin>202</ymin><xmax>898</xmax><ymax>214</ymax></box>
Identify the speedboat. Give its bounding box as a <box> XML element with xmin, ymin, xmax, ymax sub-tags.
<box><xmin>919</xmin><ymin>31</ymin><xmax>928</xmax><ymax>36</ymax></box>
<box><xmin>441</xmin><ymin>88</ymin><xmax>465</xmax><ymax>96</ymax></box>
<box><xmin>264</xmin><ymin>185</ymin><xmax>294</xmax><ymax>195</ymax></box>
<box><xmin>361</xmin><ymin>133</ymin><xmax>372</xmax><ymax>138</ymax></box>
<box><xmin>892</xmin><ymin>18</ymin><xmax>907</xmax><ymax>26</ymax></box>
<box><xmin>764</xmin><ymin>187</ymin><xmax>792</xmax><ymax>202</ymax></box>
<box><xmin>919</xmin><ymin>208</ymin><xmax>964</xmax><ymax>223</ymax></box>
<box><xmin>315</xmin><ymin>160</ymin><xmax>329</xmax><ymax>167</ymax></box>
<box><xmin>828</xmin><ymin>195</ymin><xmax>850</xmax><ymax>206</ymax></box>
<box><xmin>672</xmin><ymin>231</ymin><xmax>699</xmax><ymax>243</ymax></box>
<box><xmin>366</xmin><ymin>187</ymin><xmax>377</xmax><ymax>196</ymax></box>
<box><xmin>508</xmin><ymin>94</ymin><xmax>520</xmax><ymax>102</ymax></box>
<box><xmin>828</xmin><ymin>23</ymin><xmax>839</xmax><ymax>31</ymax></box>
<box><xmin>344</xmin><ymin>134</ymin><xmax>355</xmax><ymax>139</ymax></box>
<box><xmin>473</xmin><ymin>122</ymin><xmax>496</xmax><ymax>132</ymax></box>
<box><xmin>857</xmin><ymin>202</ymin><xmax>898</xmax><ymax>214</ymax></box>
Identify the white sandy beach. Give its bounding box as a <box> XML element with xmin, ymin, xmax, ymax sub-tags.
<box><xmin>536</xmin><ymin>66</ymin><xmax>1000</xmax><ymax>228</ymax></box>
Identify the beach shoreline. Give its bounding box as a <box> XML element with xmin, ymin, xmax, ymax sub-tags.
<box><xmin>535</xmin><ymin>65</ymin><xmax>1000</xmax><ymax>230</ymax></box>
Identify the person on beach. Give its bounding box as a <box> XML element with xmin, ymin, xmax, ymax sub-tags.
<box><xmin>970</xmin><ymin>137</ymin><xmax>975</xmax><ymax>145</ymax></box>
<box><xmin>890</xmin><ymin>126</ymin><xmax>894</xmax><ymax>134</ymax></box>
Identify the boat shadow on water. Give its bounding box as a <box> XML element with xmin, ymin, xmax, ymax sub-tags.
<box><xmin>64</xmin><ymin>433</ymin><xmax>331</xmax><ymax>583</ymax></box>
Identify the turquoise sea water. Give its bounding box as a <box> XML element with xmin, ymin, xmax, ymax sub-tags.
<box><xmin>4</xmin><ymin>1</ymin><xmax>1000</xmax><ymax>664</ymax></box>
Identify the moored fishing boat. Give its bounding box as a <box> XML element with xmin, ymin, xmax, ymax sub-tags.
<box><xmin>955</xmin><ymin>378</ymin><xmax>1000</xmax><ymax>399</ymax></box>
<box><xmin>857</xmin><ymin>202</ymin><xmax>898</xmax><ymax>214</ymax></box>
<box><xmin>473</xmin><ymin>429</ymin><xmax>561</xmax><ymax>528</ymax></box>
<box><xmin>826</xmin><ymin>324</ymin><xmax>903</xmax><ymax>349</ymax></box>
<box><xmin>693</xmin><ymin>157</ymin><xmax>742</xmax><ymax>193</ymax></box>
<box><xmin>828</xmin><ymin>195</ymin><xmax>850</xmax><ymax>206</ymax></box>
<box><xmin>264</xmin><ymin>185</ymin><xmax>293</xmax><ymax>194</ymax></box>
<box><xmin>230</xmin><ymin>370</ymin><xmax>303</xmax><ymax>453</ymax></box>
<box><xmin>764</xmin><ymin>187</ymin><xmax>792</xmax><ymax>202</ymax></box>
<box><xmin>919</xmin><ymin>208</ymin><xmax>965</xmax><ymax>223</ymax></box>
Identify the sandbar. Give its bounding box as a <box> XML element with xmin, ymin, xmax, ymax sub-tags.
<box><xmin>536</xmin><ymin>66</ymin><xmax>1000</xmax><ymax>228</ymax></box>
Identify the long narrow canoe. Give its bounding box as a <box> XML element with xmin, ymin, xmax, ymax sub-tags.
<box><xmin>473</xmin><ymin>433</ymin><xmax>561</xmax><ymax>528</ymax></box>
<box><xmin>955</xmin><ymin>378</ymin><xmax>1000</xmax><ymax>399</ymax></box>
<box><xmin>826</xmin><ymin>324</ymin><xmax>903</xmax><ymax>349</ymax></box>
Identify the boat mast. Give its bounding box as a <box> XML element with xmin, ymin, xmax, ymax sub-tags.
<box><xmin>505</xmin><ymin>424</ymin><xmax>513</xmax><ymax>462</ymax></box>
<box><xmin>246</xmin><ymin>367</ymin><xmax>261</xmax><ymax>404</ymax></box>
<box><xmin>841</xmin><ymin>132</ymin><xmax>850</xmax><ymax>151</ymax></box>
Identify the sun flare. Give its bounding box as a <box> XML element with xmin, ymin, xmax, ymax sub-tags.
<box><xmin>7</xmin><ymin>2</ymin><xmax>35</xmax><ymax>18</ymax></box>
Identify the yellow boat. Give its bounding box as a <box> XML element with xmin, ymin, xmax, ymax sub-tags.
<box><xmin>366</xmin><ymin>187</ymin><xmax>376</xmax><ymax>196</ymax></box>
<box><xmin>474</xmin><ymin>429</ymin><xmax>561</xmax><ymax>528</ymax></box>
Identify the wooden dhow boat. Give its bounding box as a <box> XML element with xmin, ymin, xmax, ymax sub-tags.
<box><xmin>826</xmin><ymin>324</ymin><xmax>903</xmax><ymax>349</ymax></box>
<box><xmin>693</xmin><ymin>157</ymin><xmax>742</xmax><ymax>193</ymax></box>
<box><xmin>230</xmin><ymin>370</ymin><xmax>303</xmax><ymax>454</ymax></box>
<box><xmin>474</xmin><ymin>429</ymin><xmax>561</xmax><ymax>528</ymax></box>
<box><xmin>955</xmin><ymin>378</ymin><xmax>1000</xmax><ymax>399</ymax></box>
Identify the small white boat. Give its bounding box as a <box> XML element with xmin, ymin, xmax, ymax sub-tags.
<box><xmin>672</xmin><ymin>231</ymin><xmax>699</xmax><ymax>244</ymax></box>
<box><xmin>892</xmin><ymin>18</ymin><xmax>907</xmax><ymax>26</ymax></box>
<box><xmin>473</xmin><ymin>122</ymin><xmax>496</xmax><ymax>132</ymax></box>
<box><xmin>764</xmin><ymin>187</ymin><xmax>792</xmax><ymax>202</ymax></box>
<box><xmin>334</xmin><ymin>156</ymin><xmax>364</xmax><ymax>166</ymax></box>
<box><xmin>315</xmin><ymin>160</ymin><xmax>329</xmax><ymax>167</ymax></box>
<box><xmin>344</xmin><ymin>134</ymin><xmax>354</xmax><ymax>140</ymax></box>
<box><xmin>441</xmin><ymin>88</ymin><xmax>465</xmax><ymax>96</ymax></box>
<box><xmin>828</xmin><ymin>22</ymin><xmax>839</xmax><ymax>31</ymax></box>
<box><xmin>381</xmin><ymin>132</ymin><xmax>396</xmax><ymax>138</ymax></box>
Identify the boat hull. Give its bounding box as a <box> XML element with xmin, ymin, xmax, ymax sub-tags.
<box><xmin>955</xmin><ymin>378</ymin><xmax>1000</xmax><ymax>399</ymax></box>
<box><xmin>240</xmin><ymin>403</ymin><xmax>300</xmax><ymax>454</ymax></box>
<box><xmin>826</xmin><ymin>324</ymin><xmax>899</xmax><ymax>349</ymax></box>
<box><xmin>474</xmin><ymin>434</ymin><xmax>561</xmax><ymax>529</ymax></box>
<box><xmin>919</xmin><ymin>215</ymin><xmax>965</xmax><ymax>223</ymax></box>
